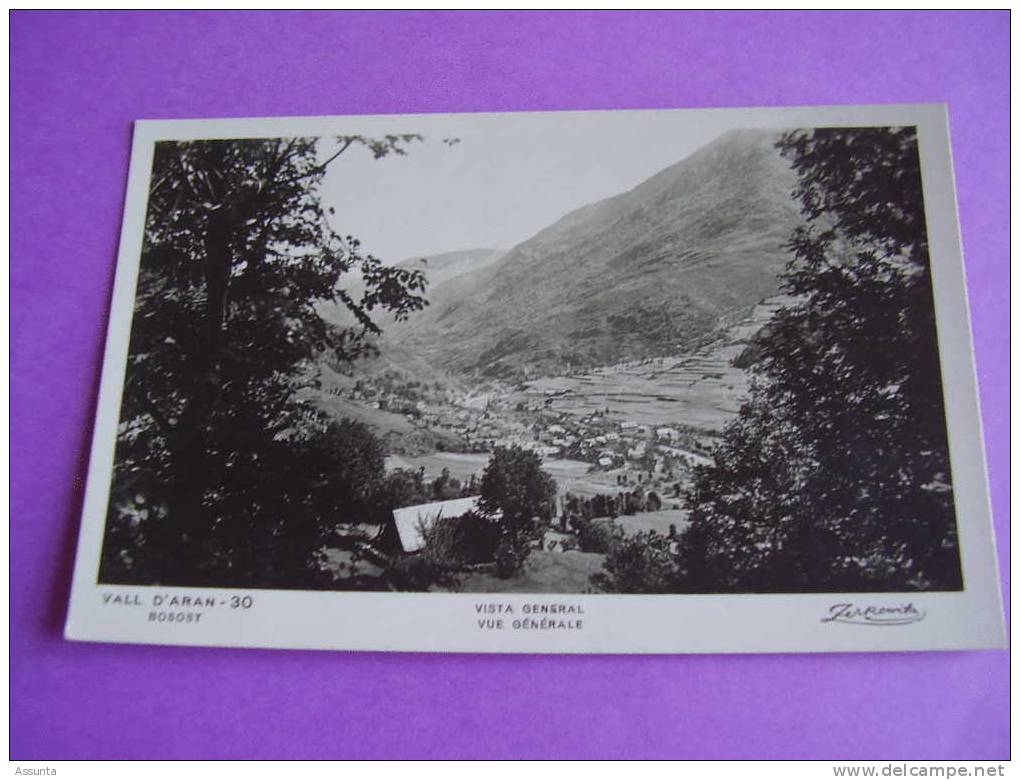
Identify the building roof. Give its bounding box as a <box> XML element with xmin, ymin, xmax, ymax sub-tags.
<box><xmin>391</xmin><ymin>496</ymin><xmax>482</xmax><ymax>553</ymax></box>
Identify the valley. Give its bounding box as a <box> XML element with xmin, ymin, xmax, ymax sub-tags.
<box><xmin>309</xmin><ymin>128</ymin><xmax>804</xmax><ymax>592</ymax></box>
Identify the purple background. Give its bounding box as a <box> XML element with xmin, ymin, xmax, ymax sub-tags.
<box><xmin>11</xmin><ymin>11</ymin><xmax>1009</xmax><ymax>759</ymax></box>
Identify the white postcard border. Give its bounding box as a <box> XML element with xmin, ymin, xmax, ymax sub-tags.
<box><xmin>65</xmin><ymin>103</ymin><xmax>1006</xmax><ymax>654</ymax></box>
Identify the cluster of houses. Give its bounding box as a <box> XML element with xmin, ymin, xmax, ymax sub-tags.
<box><xmin>344</xmin><ymin>373</ymin><xmax>526</xmax><ymax>451</ymax></box>
<box><xmin>335</xmin><ymin>369</ymin><xmax>715</xmax><ymax>481</ymax></box>
<box><xmin>520</xmin><ymin>413</ymin><xmax>713</xmax><ymax>476</ymax></box>
<box><xmin>346</xmin><ymin>373</ymin><xmax>456</xmax><ymax>416</ymax></box>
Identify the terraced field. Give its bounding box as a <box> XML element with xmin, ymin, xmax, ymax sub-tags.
<box><xmin>514</xmin><ymin>296</ymin><xmax>795</xmax><ymax>434</ymax></box>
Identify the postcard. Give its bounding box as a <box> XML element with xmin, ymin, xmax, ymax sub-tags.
<box><xmin>65</xmin><ymin>104</ymin><xmax>1005</xmax><ymax>653</ymax></box>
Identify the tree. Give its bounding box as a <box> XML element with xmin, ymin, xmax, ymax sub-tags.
<box><xmin>432</xmin><ymin>467</ymin><xmax>462</xmax><ymax>501</ymax></box>
<box><xmin>478</xmin><ymin>445</ymin><xmax>557</xmax><ymax>557</ymax></box>
<box><xmin>679</xmin><ymin>126</ymin><xmax>961</xmax><ymax>592</ymax></box>
<box><xmin>591</xmin><ymin>531</ymin><xmax>680</xmax><ymax>593</ymax></box>
<box><xmin>100</xmin><ymin>134</ymin><xmax>429</xmax><ymax>587</ymax></box>
<box><xmin>372</xmin><ymin>468</ymin><xmax>430</xmax><ymax>516</ymax></box>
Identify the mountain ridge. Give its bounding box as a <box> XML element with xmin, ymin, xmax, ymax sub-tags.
<box><xmin>382</xmin><ymin>129</ymin><xmax>801</xmax><ymax>380</ymax></box>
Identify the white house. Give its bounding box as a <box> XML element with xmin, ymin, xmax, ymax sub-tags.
<box><xmin>628</xmin><ymin>441</ymin><xmax>648</xmax><ymax>459</ymax></box>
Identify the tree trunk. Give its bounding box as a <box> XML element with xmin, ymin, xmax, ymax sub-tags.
<box><xmin>163</xmin><ymin>213</ymin><xmax>234</xmax><ymax>583</ymax></box>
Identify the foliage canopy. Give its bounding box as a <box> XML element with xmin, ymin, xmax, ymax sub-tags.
<box><xmin>101</xmin><ymin>135</ymin><xmax>428</xmax><ymax>587</ymax></box>
<box><xmin>678</xmin><ymin>127</ymin><xmax>961</xmax><ymax>592</ymax></box>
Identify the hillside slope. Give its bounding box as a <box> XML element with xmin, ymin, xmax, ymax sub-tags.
<box><xmin>319</xmin><ymin>247</ymin><xmax>505</xmax><ymax>333</ymax></box>
<box><xmin>390</xmin><ymin>129</ymin><xmax>800</xmax><ymax>380</ymax></box>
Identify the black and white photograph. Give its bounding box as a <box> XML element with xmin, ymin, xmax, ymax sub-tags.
<box><xmin>65</xmin><ymin>106</ymin><xmax>1003</xmax><ymax>653</ymax></box>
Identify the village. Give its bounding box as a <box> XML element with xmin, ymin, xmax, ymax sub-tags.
<box><xmin>313</xmin><ymin>300</ymin><xmax>792</xmax><ymax>591</ymax></box>
<box><xmin>345</xmin><ymin>367</ymin><xmax>717</xmax><ymax>500</ymax></box>
<box><xmin>319</xmin><ymin>355</ymin><xmax>733</xmax><ymax>592</ymax></box>
<box><xmin>342</xmin><ymin>362</ymin><xmax>718</xmax><ymax>472</ymax></box>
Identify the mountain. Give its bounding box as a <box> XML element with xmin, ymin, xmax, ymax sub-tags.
<box><xmin>319</xmin><ymin>247</ymin><xmax>504</xmax><ymax>330</ymax></box>
<box><xmin>394</xmin><ymin>248</ymin><xmax>505</xmax><ymax>288</ymax></box>
<box><xmin>384</xmin><ymin>129</ymin><xmax>802</xmax><ymax>380</ymax></box>
<box><xmin>318</xmin><ymin>244</ymin><xmax>505</xmax><ymax>338</ymax></box>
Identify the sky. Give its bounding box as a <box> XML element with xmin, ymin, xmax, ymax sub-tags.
<box><xmin>317</xmin><ymin>109</ymin><xmax>731</xmax><ymax>264</ymax></box>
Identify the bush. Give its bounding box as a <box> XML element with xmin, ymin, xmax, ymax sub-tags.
<box><xmin>386</xmin><ymin>555</ymin><xmax>462</xmax><ymax>592</ymax></box>
<box><xmin>590</xmin><ymin>531</ymin><xmax>681</xmax><ymax>593</ymax></box>
<box><xmin>494</xmin><ymin>540</ymin><xmax>523</xmax><ymax>579</ymax></box>
<box><xmin>575</xmin><ymin>517</ymin><xmax>623</xmax><ymax>554</ymax></box>
<box><xmin>416</xmin><ymin>510</ymin><xmax>501</xmax><ymax>567</ymax></box>
<box><xmin>447</xmin><ymin>511</ymin><xmax>502</xmax><ymax>565</ymax></box>
<box><xmin>384</xmin><ymin>511</ymin><xmax>504</xmax><ymax>591</ymax></box>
